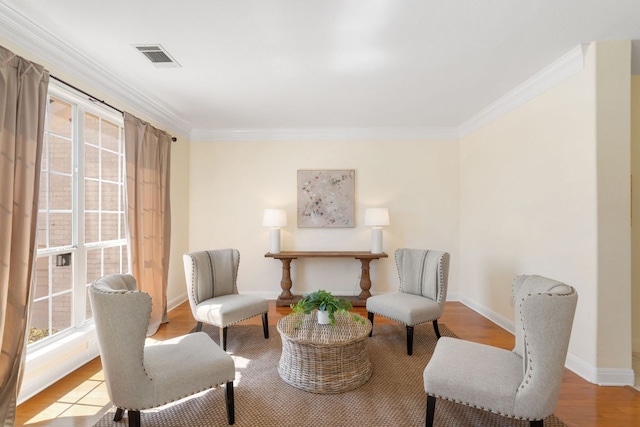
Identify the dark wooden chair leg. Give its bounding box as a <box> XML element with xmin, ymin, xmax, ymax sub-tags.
<box><xmin>406</xmin><ymin>325</ymin><xmax>414</xmax><ymax>355</ymax></box>
<box><xmin>432</xmin><ymin>319</ymin><xmax>441</xmax><ymax>339</ymax></box>
<box><xmin>426</xmin><ymin>395</ymin><xmax>436</xmax><ymax>427</ymax></box>
<box><xmin>262</xmin><ymin>312</ymin><xmax>269</xmax><ymax>339</ymax></box>
<box><xmin>530</xmin><ymin>420</ymin><xmax>543</xmax><ymax>427</ymax></box>
<box><xmin>195</xmin><ymin>321</ymin><xmax>203</xmax><ymax>332</ymax></box>
<box><xmin>367</xmin><ymin>312</ymin><xmax>374</xmax><ymax>337</ymax></box>
<box><xmin>226</xmin><ymin>381</ymin><xmax>235</xmax><ymax>425</ymax></box>
<box><xmin>220</xmin><ymin>327</ymin><xmax>228</xmax><ymax>351</ymax></box>
<box><xmin>128</xmin><ymin>410</ymin><xmax>141</xmax><ymax>427</ymax></box>
<box><xmin>114</xmin><ymin>408</ymin><xmax>124</xmax><ymax>421</ymax></box>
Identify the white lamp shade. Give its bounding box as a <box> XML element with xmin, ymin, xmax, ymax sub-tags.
<box><xmin>364</xmin><ymin>208</ymin><xmax>390</xmax><ymax>226</ymax></box>
<box><xmin>263</xmin><ymin>209</ymin><xmax>287</xmax><ymax>227</ymax></box>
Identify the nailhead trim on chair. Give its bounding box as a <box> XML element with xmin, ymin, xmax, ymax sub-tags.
<box><xmin>516</xmin><ymin>288</ymin><xmax>576</xmax><ymax>392</ymax></box>
<box><xmin>427</xmin><ymin>393</ymin><xmax>542</xmax><ymax>422</ymax></box>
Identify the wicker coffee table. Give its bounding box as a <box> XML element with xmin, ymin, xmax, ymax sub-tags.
<box><xmin>277</xmin><ymin>311</ymin><xmax>372</xmax><ymax>394</ymax></box>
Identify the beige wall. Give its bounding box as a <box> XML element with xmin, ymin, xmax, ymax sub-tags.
<box><xmin>459</xmin><ymin>41</ymin><xmax>632</xmax><ymax>383</ymax></box>
<box><xmin>631</xmin><ymin>75</ymin><xmax>640</xmax><ymax>352</ymax></box>
<box><xmin>594</xmin><ymin>41</ymin><xmax>632</xmax><ymax>370</ymax></box>
<box><xmin>188</xmin><ymin>140</ymin><xmax>459</xmax><ymax>298</ymax></box>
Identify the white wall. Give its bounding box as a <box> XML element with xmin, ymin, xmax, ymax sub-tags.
<box><xmin>188</xmin><ymin>139</ymin><xmax>459</xmax><ymax>299</ymax></box>
<box><xmin>459</xmin><ymin>41</ymin><xmax>633</xmax><ymax>385</ymax></box>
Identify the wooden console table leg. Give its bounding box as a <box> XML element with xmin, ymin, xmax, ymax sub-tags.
<box><xmin>278</xmin><ymin>258</ymin><xmax>294</xmax><ymax>300</ymax></box>
<box><xmin>357</xmin><ymin>258</ymin><xmax>373</xmax><ymax>300</ymax></box>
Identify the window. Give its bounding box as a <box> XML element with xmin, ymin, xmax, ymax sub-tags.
<box><xmin>30</xmin><ymin>85</ymin><xmax>128</xmax><ymax>346</ymax></box>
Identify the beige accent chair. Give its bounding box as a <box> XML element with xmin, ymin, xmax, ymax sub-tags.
<box><xmin>183</xmin><ymin>248</ymin><xmax>269</xmax><ymax>351</ymax></box>
<box><xmin>89</xmin><ymin>274</ymin><xmax>235</xmax><ymax>427</ymax></box>
<box><xmin>424</xmin><ymin>275</ymin><xmax>578</xmax><ymax>427</ymax></box>
<box><xmin>366</xmin><ymin>248</ymin><xmax>450</xmax><ymax>355</ymax></box>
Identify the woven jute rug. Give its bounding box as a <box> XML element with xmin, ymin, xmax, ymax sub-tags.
<box><xmin>94</xmin><ymin>322</ymin><xmax>567</xmax><ymax>427</ymax></box>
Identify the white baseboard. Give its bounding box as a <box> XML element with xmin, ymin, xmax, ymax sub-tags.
<box><xmin>456</xmin><ymin>295</ymin><xmax>634</xmax><ymax>386</ymax></box>
<box><xmin>458</xmin><ymin>294</ymin><xmax>515</xmax><ymax>334</ymax></box>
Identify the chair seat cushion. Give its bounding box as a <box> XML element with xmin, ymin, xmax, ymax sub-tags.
<box><xmin>144</xmin><ymin>332</ymin><xmax>235</xmax><ymax>407</ymax></box>
<box><xmin>366</xmin><ymin>292</ymin><xmax>440</xmax><ymax>326</ymax></box>
<box><xmin>424</xmin><ymin>337</ymin><xmax>523</xmax><ymax>417</ymax></box>
<box><xmin>195</xmin><ymin>294</ymin><xmax>268</xmax><ymax>327</ymax></box>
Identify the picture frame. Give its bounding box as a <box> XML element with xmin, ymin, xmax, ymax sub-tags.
<box><xmin>297</xmin><ymin>169</ymin><xmax>355</xmax><ymax>228</ymax></box>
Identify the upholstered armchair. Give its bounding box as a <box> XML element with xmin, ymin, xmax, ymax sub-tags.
<box><xmin>89</xmin><ymin>274</ymin><xmax>235</xmax><ymax>427</ymax></box>
<box><xmin>366</xmin><ymin>248</ymin><xmax>450</xmax><ymax>355</ymax></box>
<box><xmin>183</xmin><ymin>248</ymin><xmax>269</xmax><ymax>351</ymax></box>
<box><xmin>423</xmin><ymin>275</ymin><xmax>578</xmax><ymax>427</ymax></box>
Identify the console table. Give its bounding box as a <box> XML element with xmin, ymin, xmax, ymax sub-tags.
<box><xmin>264</xmin><ymin>251</ymin><xmax>388</xmax><ymax>307</ymax></box>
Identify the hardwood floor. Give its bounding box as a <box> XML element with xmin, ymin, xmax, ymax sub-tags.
<box><xmin>15</xmin><ymin>301</ymin><xmax>640</xmax><ymax>426</ymax></box>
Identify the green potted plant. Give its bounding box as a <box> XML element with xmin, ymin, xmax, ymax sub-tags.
<box><xmin>290</xmin><ymin>289</ymin><xmax>363</xmax><ymax>325</ymax></box>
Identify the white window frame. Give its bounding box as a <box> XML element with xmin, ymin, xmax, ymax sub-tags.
<box><xmin>19</xmin><ymin>81</ymin><xmax>128</xmax><ymax>403</ymax></box>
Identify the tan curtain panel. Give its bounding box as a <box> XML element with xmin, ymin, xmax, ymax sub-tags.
<box><xmin>123</xmin><ymin>113</ymin><xmax>172</xmax><ymax>336</ymax></box>
<box><xmin>0</xmin><ymin>45</ymin><xmax>49</xmax><ymax>426</ymax></box>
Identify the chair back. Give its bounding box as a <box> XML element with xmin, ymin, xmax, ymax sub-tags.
<box><xmin>511</xmin><ymin>275</ymin><xmax>578</xmax><ymax>419</ymax></box>
<box><xmin>183</xmin><ymin>249</ymin><xmax>239</xmax><ymax>310</ymax></box>
<box><xmin>396</xmin><ymin>248</ymin><xmax>450</xmax><ymax>304</ymax></box>
<box><xmin>88</xmin><ymin>274</ymin><xmax>154</xmax><ymax>407</ymax></box>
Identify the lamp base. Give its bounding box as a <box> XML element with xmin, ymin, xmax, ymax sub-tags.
<box><xmin>269</xmin><ymin>228</ymin><xmax>281</xmax><ymax>254</ymax></box>
<box><xmin>370</xmin><ymin>227</ymin><xmax>383</xmax><ymax>254</ymax></box>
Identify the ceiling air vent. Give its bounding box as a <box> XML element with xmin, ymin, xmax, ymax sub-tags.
<box><xmin>133</xmin><ymin>44</ymin><xmax>181</xmax><ymax>68</ymax></box>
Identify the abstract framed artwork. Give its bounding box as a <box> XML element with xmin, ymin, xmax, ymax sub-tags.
<box><xmin>297</xmin><ymin>169</ymin><xmax>355</xmax><ymax>228</ymax></box>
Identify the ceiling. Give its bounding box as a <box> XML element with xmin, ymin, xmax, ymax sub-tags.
<box><xmin>1</xmin><ymin>1</ymin><xmax>639</xmax><ymax>141</ymax></box>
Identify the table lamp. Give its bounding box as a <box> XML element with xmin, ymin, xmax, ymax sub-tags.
<box><xmin>263</xmin><ymin>209</ymin><xmax>287</xmax><ymax>253</ymax></box>
<box><xmin>364</xmin><ymin>208</ymin><xmax>389</xmax><ymax>254</ymax></box>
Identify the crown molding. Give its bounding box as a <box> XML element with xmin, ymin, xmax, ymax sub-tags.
<box><xmin>458</xmin><ymin>44</ymin><xmax>587</xmax><ymax>138</ymax></box>
<box><xmin>0</xmin><ymin>2</ymin><xmax>191</xmax><ymax>137</ymax></box>
<box><xmin>190</xmin><ymin>126</ymin><xmax>460</xmax><ymax>142</ymax></box>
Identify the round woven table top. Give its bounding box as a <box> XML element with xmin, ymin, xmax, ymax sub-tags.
<box><xmin>277</xmin><ymin>311</ymin><xmax>371</xmax><ymax>346</ymax></box>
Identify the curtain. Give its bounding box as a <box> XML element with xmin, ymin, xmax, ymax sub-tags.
<box><xmin>123</xmin><ymin>113</ymin><xmax>171</xmax><ymax>336</ymax></box>
<box><xmin>0</xmin><ymin>45</ymin><xmax>49</xmax><ymax>426</ymax></box>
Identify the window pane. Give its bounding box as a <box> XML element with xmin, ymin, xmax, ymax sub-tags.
<box><xmin>85</xmin><ymin>212</ymin><xmax>99</xmax><ymax>243</ymax></box>
<box><xmin>49</xmin><ymin>98</ymin><xmax>72</xmax><ymax>138</ymax></box>
<box><xmin>102</xmin><ymin>213</ymin><xmax>119</xmax><ymax>241</ymax></box>
<box><xmin>103</xmin><ymin>246</ymin><xmax>123</xmax><ymax>274</ymax></box>
<box><xmin>49</xmin><ymin>213</ymin><xmax>72</xmax><ymax>247</ymax></box>
<box><xmin>85</xmin><ymin>144</ymin><xmax>99</xmax><ymax>179</ymax></box>
<box><xmin>102</xmin><ymin>120</ymin><xmax>120</xmax><ymax>152</ymax></box>
<box><xmin>29</xmin><ymin>299</ymin><xmax>50</xmax><ymax>344</ymax></box>
<box><xmin>49</xmin><ymin>136</ymin><xmax>72</xmax><ymax>174</ymax></box>
<box><xmin>101</xmin><ymin>151</ymin><xmax>119</xmax><ymax>182</ymax></box>
<box><xmin>52</xmin><ymin>255</ymin><xmax>73</xmax><ymax>293</ymax></box>
<box><xmin>86</xmin><ymin>249</ymin><xmax>102</xmax><ymax>283</ymax></box>
<box><xmin>49</xmin><ymin>174</ymin><xmax>72</xmax><ymax>210</ymax></box>
<box><xmin>102</xmin><ymin>182</ymin><xmax>119</xmax><ymax>211</ymax></box>
<box><xmin>85</xmin><ymin>112</ymin><xmax>99</xmax><ymax>146</ymax></box>
<box><xmin>51</xmin><ymin>292</ymin><xmax>72</xmax><ymax>332</ymax></box>
<box><xmin>85</xmin><ymin>179</ymin><xmax>99</xmax><ymax>210</ymax></box>
<box><xmin>120</xmin><ymin>212</ymin><xmax>127</xmax><ymax>239</ymax></box>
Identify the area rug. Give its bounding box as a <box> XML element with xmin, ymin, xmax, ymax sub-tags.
<box><xmin>94</xmin><ymin>323</ymin><xmax>567</xmax><ymax>427</ymax></box>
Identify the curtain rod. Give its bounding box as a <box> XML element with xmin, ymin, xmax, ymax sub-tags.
<box><xmin>50</xmin><ymin>74</ymin><xmax>177</xmax><ymax>142</ymax></box>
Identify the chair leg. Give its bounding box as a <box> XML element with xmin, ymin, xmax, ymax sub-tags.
<box><xmin>530</xmin><ymin>420</ymin><xmax>543</xmax><ymax>427</ymax></box>
<box><xmin>220</xmin><ymin>326</ymin><xmax>228</xmax><ymax>351</ymax></box>
<box><xmin>114</xmin><ymin>407</ymin><xmax>124</xmax><ymax>421</ymax></box>
<box><xmin>262</xmin><ymin>312</ymin><xmax>269</xmax><ymax>339</ymax></box>
<box><xmin>426</xmin><ymin>395</ymin><xmax>436</xmax><ymax>427</ymax></box>
<box><xmin>406</xmin><ymin>325</ymin><xmax>414</xmax><ymax>355</ymax></box>
<box><xmin>226</xmin><ymin>381</ymin><xmax>235</xmax><ymax>425</ymax></box>
<box><xmin>432</xmin><ymin>319</ymin><xmax>441</xmax><ymax>339</ymax></box>
<box><xmin>195</xmin><ymin>321</ymin><xmax>203</xmax><ymax>332</ymax></box>
<box><xmin>367</xmin><ymin>312</ymin><xmax>374</xmax><ymax>337</ymax></box>
<box><xmin>128</xmin><ymin>410</ymin><xmax>140</xmax><ymax>427</ymax></box>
